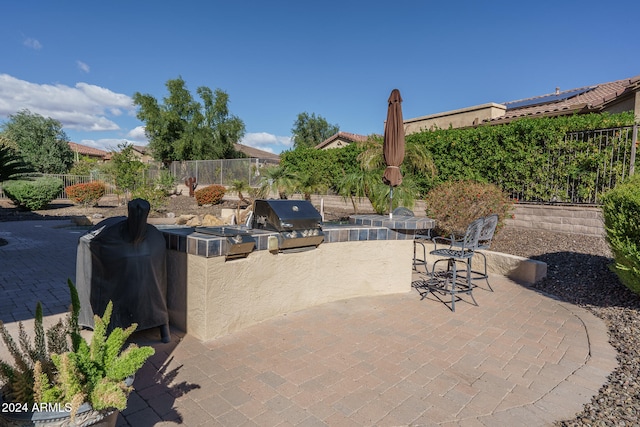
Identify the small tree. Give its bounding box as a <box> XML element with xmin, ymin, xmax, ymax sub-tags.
<box><xmin>291</xmin><ymin>112</ymin><xmax>339</xmax><ymax>149</ymax></box>
<box><xmin>0</xmin><ymin>110</ymin><xmax>73</xmax><ymax>173</ymax></box>
<box><xmin>105</xmin><ymin>143</ymin><xmax>146</xmax><ymax>204</ymax></box>
<box><xmin>133</xmin><ymin>77</ymin><xmax>246</xmax><ymax>162</ymax></box>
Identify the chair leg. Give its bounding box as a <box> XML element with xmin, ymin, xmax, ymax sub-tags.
<box><xmin>471</xmin><ymin>252</ymin><xmax>493</xmax><ymax>292</ymax></box>
<box><xmin>466</xmin><ymin>259</ymin><xmax>478</xmax><ymax>307</ymax></box>
<box><xmin>413</xmin><ymin>240</ymin><xmax>428</xmax><ymax>273</ymax></box>
<box><xmin>449</xmin><ymin>259</ymin><xmax>457</xmax><ymax>312</ymax></box>
<box><xmin>427</xmin><ymin>257</ymin><xmax>478</xmax><ymax>312</ymax></box>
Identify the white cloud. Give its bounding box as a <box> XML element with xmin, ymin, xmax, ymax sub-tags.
<box><xmin>126</xmin><ymin>126</ymin><xmax>147</xmax><ymax>142</ymax></box>
<box><xmin>0</xmin><ymin>74</ymin><xmax>135</xmax><ymax>132</ymax></box>
<box><xmin>240</xmin><ymin>132</ymin><xmax>292</xmax><ymax>154</ymax></box>
<box><xmin>23</xmin><ymin>38</ymin><xmax>42</xmax><ymax>50</ymax></box>
<box><xmin>77</xmin><ymin>60</ymin><xmax>90</xmax><ymax>73</ymax></box>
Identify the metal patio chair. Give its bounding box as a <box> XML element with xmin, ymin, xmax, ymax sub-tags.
<box><xmin>472</xmin><ymin>214</ymin><xmax>499</xmax><ymax>291</ymax></box>
<box><xmin>424</xmin><ymin>217</ymin><xmax>484</xmax><ymax>312</ymax></box>
<box><xmin>413</xmin><ymin>229</ymin><xmax>432</xmax><ymax>273</ymax></box>
<box><xmin>392</xmin><ymin>207</ymin><xmax>431</xmax><ymax>274</ymax></box>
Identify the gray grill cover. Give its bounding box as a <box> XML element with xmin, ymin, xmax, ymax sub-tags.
<box><xmin>75</xmin><ymin>199</ymin><xmax>168</xmax><ymax>339</ymax></box>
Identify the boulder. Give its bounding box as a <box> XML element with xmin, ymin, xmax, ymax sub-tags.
<box><xmin>202</xmin><ymin>214</ymin><xmax>224</xmax><ymax>226</ymax></box>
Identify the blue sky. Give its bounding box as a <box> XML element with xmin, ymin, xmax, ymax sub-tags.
<box><xmin>2</xmin><ymin>1</ymin><xmax>639</xmax><ymax>155</ymax></box>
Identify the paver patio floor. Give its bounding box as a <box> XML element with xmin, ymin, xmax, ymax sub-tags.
<box><xmin>0</xmin><ymin>220</ymin><xmax>617</xmax><ymax>426</ymax></box>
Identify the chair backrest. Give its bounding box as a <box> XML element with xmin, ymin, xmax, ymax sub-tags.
<box><xmin>460</xmin><ymin>217</ymin><xmax>484</xmax><ymax>251</ymax></box>
<box><xmin>392</xmin><ymin>207</ymin><xmax>414</xmax><ymax>217</ymax></box>
<box><xmin>478</xmin><ymin>214</ymin><xmax>499</xmax><ymax>247</ymax></box>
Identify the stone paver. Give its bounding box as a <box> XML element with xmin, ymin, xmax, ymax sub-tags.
<box><xmin>0</xmin><ymin>220</ymin><xmax>618</xmax><ymax>426</ymax></box>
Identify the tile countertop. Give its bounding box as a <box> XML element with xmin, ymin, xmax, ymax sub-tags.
<box><xmin>349</xmin><ymin>214</ymin><xmax>435</xmax><ymax>230</ymax></box>
<box><xmin>158</xmin><ymin>217</ymin><xmax>435</xmax><ymax>259</ymax></box>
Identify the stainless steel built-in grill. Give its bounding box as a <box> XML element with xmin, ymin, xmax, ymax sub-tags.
<box><xmin>195</xmin><ymin>226</ymin><xmax>256</xmax><ymax>259</ymax></box>
<box><xmin>251</xmin><ymin>199</ymin><xmax>324</xmax><ymax>251</ymax></box>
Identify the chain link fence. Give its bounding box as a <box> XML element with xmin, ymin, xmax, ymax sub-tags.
<box><xmin>155</xmin><ymin>158</ymin><xmax>278</xmax><ymax>188</ymax></box>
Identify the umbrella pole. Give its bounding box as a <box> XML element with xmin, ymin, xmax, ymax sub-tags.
<box><xmin>389</xmin><ymin>186</ymin><xmax>393</xmax><ymax>219</ymax></box>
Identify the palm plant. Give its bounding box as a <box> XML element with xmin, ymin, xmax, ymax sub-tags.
<box><xmin>258</xmin><ymin>165</ymin><xmax>295</xmax><ymax>199</ymax></box>
<box><xmin>0</xmin><ymin>144</ymin><xmax>34</xmax><ymax>182</ymax></box>
<box><xmin>336</xmin><ymin>171</ymin><xmax>368</xmax><ymax>214</ymax></box>
<box><xmin>229</xmin><ymin>179</ymin><xmax>250</xmax><ymax>221</ymax></box>
<box><xmin>292</xmin><ymin>171</ymin><xmax>328</xmax><ymax>201</ymax></box>
<box><xmin>342</xmin><ymin>136</ymin><xmax>436</xmax><ymax>214</ymax></box>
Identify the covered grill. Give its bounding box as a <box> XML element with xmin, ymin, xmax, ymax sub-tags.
<box><xmin>195</xmin><ymin>226</ymin><xmax>256</xmax><ymax>260</ymax></box>
<box><xmin>251</xmin><ymin>199</ymin><xmax>324</xmax><ymax>251</ymax></box>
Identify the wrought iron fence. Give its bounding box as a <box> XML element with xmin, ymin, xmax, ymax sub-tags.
<box><xmin>510</xmin><ymin>125</ymin><xmax>637</xmax><ymax>204</ymax></box>
<box><xmin>0</xmin><ymin>173</ymin><xmax>116</xmax><ymax>199</ymax></box>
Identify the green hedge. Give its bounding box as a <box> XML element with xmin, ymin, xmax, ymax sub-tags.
<box><xmin>3</xmin><ymin>177</ymin><xmax>64</xmax><ymax>210</ymax></box>
<box><xmin>407</xmin><ymin>112</ymin><xmax>636</xmax><ymax>201</ymax></box>
<box><xmin>280</xmin><ymin>112</ymin><xmax>636</xmax><ymax>203</ymax></box>
<box><xmin>601</xmin><ymin>174</ymin><xmax>640</xmax><ymax>295</ymax></box>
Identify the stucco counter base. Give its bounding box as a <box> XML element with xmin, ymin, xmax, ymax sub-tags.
<box><xmin>166</xmin><ymin>239</ymin><xmax>412</xmax><ymax>341</ymax></box>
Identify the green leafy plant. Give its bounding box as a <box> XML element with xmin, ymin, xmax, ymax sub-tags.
<box><xmin>154</xmin><ymin>169</ymin><xmax>177</xmax><ymax>195</ymax></box>
<box><xmin>424</xmin><ymin>180</ymin><xmax>513</xmax><ymax>236</ymax></box>
<box><xmin>132</xmin><ymin>186</ymin><xmax>168</xmax><ymax>212</ymax></box>
<box><xmin>65</xmin><ymin>181</ymin><xmax>106</xmax><ymax>208</ymax></box>
<box><xmin>194</xmin><ymin>184</ymin><xmax>225</xmax><ymax>206</ymax></box>
<box><xmin>2</xmin><ymin>177</ymin><xmax>63</xmax><ymax>210</ymax></box>
<box><xmin>0</xmin><ymin>279</ymin><xmax>155</xmax><ymax>420</ymax></box>
<box><xmin>601</xmin><ymin>175</ymin><xmax>640</xmax><ymax>295</ymax></box>
<box><xmin>229</xmin><ymin>180</ymin><xmax>251</xmax><ymax>220</ymax></box>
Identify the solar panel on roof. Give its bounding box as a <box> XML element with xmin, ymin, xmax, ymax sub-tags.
<box><xmin>504</xmin><ymin>86</ymin><xmax>595</xmax><ymax>111</ymax></box>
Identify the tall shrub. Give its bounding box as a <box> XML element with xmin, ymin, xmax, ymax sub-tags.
<box><xmin>424</xmin><ymin>180</ymin><xmax>513</xmax><ymax>236</ymax></box>
<box><xmin>601</xmin><ymin>175</ymin><xmax>640</xmax><ymax>294</ymax></box>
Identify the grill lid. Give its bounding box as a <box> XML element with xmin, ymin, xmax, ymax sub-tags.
<box><xmin>251</xmin><ymin>199</ymin><xmax>324</xmax><ymax>251</ymax></box>
<box><xmin>252</xmin><ymin>199</ymin><xmax>322</xmax><ymax>232</ymax></box>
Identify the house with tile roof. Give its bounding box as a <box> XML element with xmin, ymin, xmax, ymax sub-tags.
<box><xmin>68</xmin><ymin>142</ymin><xmax>109</xmax><ymax>162</ymax></box>
<box><xmin>404</xmin><ymin>74</ymin><xmax>640</xmax><ymax>134</ymax></box>
<box><xmin>315</xmin><ymin>132</ymin><xmax>370</xmax><ymax>150</ymax></box>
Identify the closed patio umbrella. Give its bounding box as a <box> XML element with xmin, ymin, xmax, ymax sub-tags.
<box><xmin>382</xmin><ymin>88</ymin><xmax>405</xmax><ymax>217</ymax></box>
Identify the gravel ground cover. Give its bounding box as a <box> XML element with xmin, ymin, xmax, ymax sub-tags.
<box><xmin>491</xmin><ymin>229</ymin><xmax>640</xmax><ymax>426</ymax></box>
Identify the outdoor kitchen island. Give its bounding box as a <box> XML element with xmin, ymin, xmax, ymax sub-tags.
<box><xmin>159</xmin><ymin>202</ymin><xmax>434</xmax><ymax>342</ymax></box>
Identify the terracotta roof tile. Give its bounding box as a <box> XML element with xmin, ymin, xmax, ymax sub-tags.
<box><xmin>489</xmin><ymin>74</ymin><xmax>640</xmax><ymax>124</ymax></box>
<box><xmin>68</xmin><ymin>142</ymin><xmax>109</xmax><ymax>158</ymax></box>
<box><xmin>315</xmin><ymin>132</ymin><xmax>369</xmax><ymax>149</ymax></box>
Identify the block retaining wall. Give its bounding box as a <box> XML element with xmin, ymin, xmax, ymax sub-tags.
<box><xmin>504</xmin><ymin>204</ymin><xmax>604</xmax><ymax>237</ymax></box>
<box><xmin>223</xmin><ymin>192</ymin><xmax>606</xmax><ymax>237</ymax></box>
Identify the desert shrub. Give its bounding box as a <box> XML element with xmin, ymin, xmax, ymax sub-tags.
<box><xmin>132</xmin><ymin>185</ymin><xmax>168</xmax><ymax>212</ymax></box>
<box><xmin>194</xmin><ymin>184</ymin><xmax>225</xmax><ymax>206</ymax></box>
<box><xmin>2</xmin><ymin>177</ymin><xmax>63</xmax><ymax>210</ymax></box>
<box><xmin>65</xmin><ymin>181</ymin><xmax>106</xmax><ymax>208</ymax></box>
<box><xmin>424</xmin><ymin>180</ymin><xmax>513</xmax><ymax>236</ymax></box>
<box><xmin>154</xmin><ymin>169</ymin><xmax>177</xmax><ymax>195</ymax></box>
<box><xmin>601</xmin><ymin>175</ymin><xmax>640</xmax><ymax>295</ymax></box>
